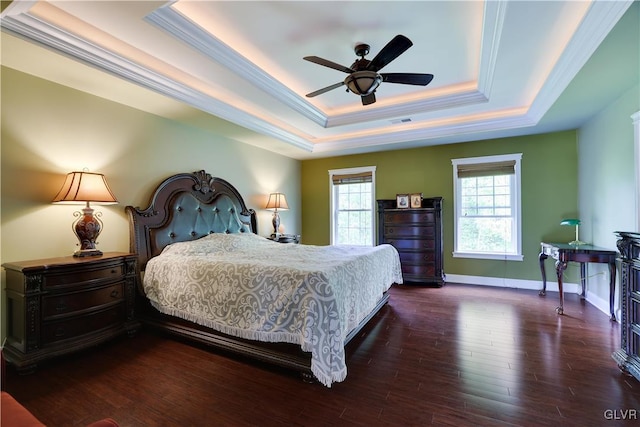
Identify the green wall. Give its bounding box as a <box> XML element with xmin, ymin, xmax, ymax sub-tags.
<box><xmin>301</xmin><ymin>131</ymin><xmax>579</xmax><ymax>282</ymax></box>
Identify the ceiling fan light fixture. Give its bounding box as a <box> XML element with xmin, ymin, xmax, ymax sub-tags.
<box><xmin>344</xmin><ymin>71</ymin><xmax>382</xmax><ymax>96</ymax></box>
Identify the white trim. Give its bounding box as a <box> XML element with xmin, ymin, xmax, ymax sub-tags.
<box><xmin>445</xmin><ymin>273</ymin><xmax>579</xmax><ymax>293</ymax></box>
<box><xmin>452</xmin><ymin>252</ymin><xmax>523</xmax><ymax>261</ymax></box>
<box><xmin>451</xmin><ymin>153</ymin><xmax>523</xmax><ymax>260</ymax></box>
<box><xmin>328</xmin><ymin>166</ymin><xmax>377</xmax><ymax>246</ymax></box>
<box><xmin>444</xmin><ymin>274</ymin><xmax>613</xmax><ymax>319</ymax></box>
<box><xmin>632</xmin><ymin>111</ymin><xmax>640</xmax><ymax>231</ymax></box>
<box><xmin>527</xmin><ymin>0</ymin><xmax>634</xmax><ymax>123</ymax></box>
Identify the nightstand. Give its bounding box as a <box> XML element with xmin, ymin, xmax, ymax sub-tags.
<box><xmin>268</xmin><ymin>234</ymin><xmax>300</xmax><ymax>244</ymax></box>
<box><xmin>2</xmin><ymin>252</ymin><xmax>140</xmax><ymax>373</ymax></box>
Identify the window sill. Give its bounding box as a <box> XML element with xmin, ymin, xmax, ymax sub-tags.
<box><xmin>453</xmin><ymin>251</ymin><xmax>523</xmax><ymax>261</ymax></box>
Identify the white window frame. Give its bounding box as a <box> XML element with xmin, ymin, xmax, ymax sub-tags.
<box><xmin>452</xmin><ymin>153</ymin><xmax>523</xmax><ymax>261</ymax></box>
<box><xmin>329</xmin><ymin>166</ymin><xmax>376</xmax><ymax>246</ymax></box>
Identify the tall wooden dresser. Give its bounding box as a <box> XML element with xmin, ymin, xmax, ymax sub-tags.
<box><xmin>377</xmin><ymin>197</ymin><xmax>445</xmax><ymax>286</ymax></box>
<box><xmin>613</xmin><ymin>231</ymin><xmax>640</xmax><ymax>381</ymax></box>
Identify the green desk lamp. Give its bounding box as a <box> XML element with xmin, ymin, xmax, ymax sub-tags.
<box><xmin>560</xmin><ymin>218</ymin><xmax>585</xmax><ymax>245</ymax></box>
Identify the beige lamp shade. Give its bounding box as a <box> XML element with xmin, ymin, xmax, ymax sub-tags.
<box><xmin>52</xmin><ymin>171</ymin><xmax>118</xmax><ymax>204</ymax></box>
<box><xmin>265</xmin><ymin>192</ymin><xmax>289</xmax><ymax>211</ymax></box>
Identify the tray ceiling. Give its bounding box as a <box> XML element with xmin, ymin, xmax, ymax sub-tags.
<box><xmin>0</xmin><ymin>1</ymin><xmax>635</xmax><ymax>159</ymax></box>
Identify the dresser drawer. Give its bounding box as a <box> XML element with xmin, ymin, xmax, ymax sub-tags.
<box><xmin>386</xmin><ymin>239</ymin><xmax>435</xmax><ymax>251</ymax></box>
<box><xmin>44</xmin><ymin>263</ymin><xmax>125</xmax><ymax>289</ymax></box>
<box><xmin>402</xmin><ymin>264</ymin><xmax>436</xmax><ymax>278</ymax></box>
<box><xmin>398</xmin><ymin>251</ymin><xmax>435</xmax><ymax>265</ymax></box>
<box><xmin>41</xmin><ymin>304</ymin><xmax>125</xmax><ymax>345</ymax></box>
<box><xmin>384</xmin><ymin>210</ymin><xmax>435</xmax><ymax>224</ymax></box>
<box><xmin>42</xmin><ymin>283</ymin><xmax>124</xmax><ymax>319</ymax></box>
<box><xmin>384</xmin><ymin>225</ymin><xmax>434</xmax><ymax>238</ymax></box>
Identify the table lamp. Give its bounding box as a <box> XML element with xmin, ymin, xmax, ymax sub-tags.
<box><xmin>265</xmin><ymin>192</ymin><xmax>289</xmax><ymax>236</ymax></box>
<box><xmin>52</xmin><ymin>170</ymin><xmax>118</xmax><ymax>257</ymax></box>
<box><xmin>560</xmin><ymin>218</ymin><xmax>585</xmax><ymax>246</ymax></box>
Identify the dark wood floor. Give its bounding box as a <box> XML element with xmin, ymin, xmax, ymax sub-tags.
<box><xmin>3</xmin><ymin>283</ymin><xmax>640</xmax><ymax>426</ymax></box>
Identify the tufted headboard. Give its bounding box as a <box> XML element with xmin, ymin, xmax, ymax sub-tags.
<box><xmin>126</xmin><ymin>170</ymin><xmax>257</xmax><ymax>272</ymax></box>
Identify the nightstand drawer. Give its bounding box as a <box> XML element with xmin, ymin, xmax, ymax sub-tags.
<box><xmin>44</xmin><ymin>263</ymin><xmax>124</xmax><ymax>289</ymax></box>
<box><xmin>41</xmin><ymin>304</ymin><xmax>125</xmax><ymax>345</ymax></box>
<box><xmin>42</xmin><ymin>283</ymin><xmax>124</xmax><ymax>319</ymax></box>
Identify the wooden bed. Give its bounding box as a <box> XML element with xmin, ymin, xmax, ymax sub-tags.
<box><xmin>126</xmin><ymin>170</ymin><xmax>392</xmax><ymax>383</ymax></box>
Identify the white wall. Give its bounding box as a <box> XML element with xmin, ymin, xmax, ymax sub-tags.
<box><xmin>578</xmin><ymin>84</ymin><xmax>640</xmax><ymax>318</ymax></box>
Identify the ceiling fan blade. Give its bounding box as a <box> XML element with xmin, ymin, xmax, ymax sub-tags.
<box><xmin>366</xmin><ymin>35</ymin><xmax>413</xmax><ymax>72</ymax></box>
<box><xmin>381</xmin><ymin>73</ymin><xmax>434</xmax><ymax>86</ymax></box>
<box><xmin>306</xmin><ymin>81</ymin><xmax>345</xmax><ymax>98</ymax></box>
<box><xmin>303</xmin><ymin>56</ymin><xmax>355</xmax><ymax>74</ymax></box>
<box><xmin>361</xmin><ymin>92</ymin><xmax>376</xmax><ymax>106</ymax></box>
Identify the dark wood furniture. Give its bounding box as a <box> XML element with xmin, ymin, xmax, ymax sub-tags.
<box><xmin>377</xmin><ymin>197</ymin><xmax>445</xmax><ymax>286</ymax></box>
<box><xmin>2</xmin><ymin>252</ymin><xmax>139</xmax><ymax>373</ymax></box>
<box><xmin>126</xmin><ymin>170</ymin><xmax>389</xmax><ymax>380</ymax></box>
<box><xmin>612</xmin><ymin>231</ymin><xmax>640</xmax><ymax>381</ymax></box>
<box><xmin>538</xmin><ymin>242</ymin><xmax>617</xmax><ymax>319</ymax></box>
<box><xmin>268</xmin><ymin>233</ymin><xmax>300</xmax><ymax>243</ymax></box>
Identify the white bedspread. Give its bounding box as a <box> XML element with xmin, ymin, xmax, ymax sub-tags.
<box><xmin>143</xmin><ymin>233</ymin><xmax>402</xmax><ymax>386</ymax></box>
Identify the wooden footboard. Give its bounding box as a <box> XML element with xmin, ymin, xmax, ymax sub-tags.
<box><xmin>135</xmin><ymin>291</ymin><xmax>389</xmax><ymax>381</ymax></box>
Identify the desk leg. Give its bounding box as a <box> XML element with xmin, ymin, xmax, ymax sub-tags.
<box><xmin>539</xmin><ymin>251</ymin><xmax>548</xmax><ymax>296</ymax></box>
<box><xmin>555</xmin><ymin>260</ymin><xmax>567</xmax><ymax>315</ymax></box>
<box><xmin>580</xmin><ymin>262</ymin><xmax>586</xmax><ymax>299</ymax></box>
<box><xmin>608</xmin><ymin>261</ymin><xmax>617</xmax><ymax>321</ymax></box>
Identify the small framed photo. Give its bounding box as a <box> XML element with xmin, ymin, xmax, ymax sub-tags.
<box><xmin>396</xmin><ymin>194</ymin><xmax>409</xmax><ymax>209</ymax></box>
<box><xmin>410</xmin><ymin>193</ymin><xmax>423</xmax><ymax>208</ymax></box>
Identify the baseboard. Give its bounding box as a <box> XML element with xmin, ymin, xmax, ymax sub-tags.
<box><xmin>444</xmin><ymin>274</ymin><xmax>580</xmax><ymax>293</ymax></box>
<box><xmin>444</xmin><ymin>274</ymin><xmax>615</xmax><ymax>319</ymax></box>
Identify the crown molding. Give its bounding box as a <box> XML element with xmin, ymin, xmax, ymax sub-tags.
<box><xmin>146</xmin><ymin>3</ymin><xmax>327</xmax><ymax>128</ymax></box>
<box><xmin>528</xmin><ymin>0</ymin><xmax>633</xmax><ymax>123</ymax></box>
<box><xmin>312</xmin><ymin>112</ymin><xmax>537</xmax><ymax>153</ymax></box>
<box><xmin>477</xmin><ymin>0</ymin><xmax>507</xmax><ymax>96</ymax></box>
<box><xmin>326</xmin><ymin>89</ymin><xmax>488</xmax><ymax>128</ymax></box>
<box><xmin>1</xmin><ymin>3</ymin><xmax>314</xmax><ymax>152</ymax></box>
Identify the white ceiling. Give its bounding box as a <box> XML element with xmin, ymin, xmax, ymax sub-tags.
<box><xmin>0</xmin><ymin>1</ymin><xmax>636</xmax><ymax>159</ymax></box>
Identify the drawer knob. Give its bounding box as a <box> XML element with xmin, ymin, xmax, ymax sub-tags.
<box><xmin>54</xmin><ymin>327</ymin><xmax>66</xmax><ymax>337</ymax></box>
<box><xmin>110</xmin><ymin>290</ymin><xmax>119</xmax><ymax>298</ymax></box>
<box><xmin>55</xmin><ymin>302</ymin><xmax>68</xmax><ymax>312</ymax></box>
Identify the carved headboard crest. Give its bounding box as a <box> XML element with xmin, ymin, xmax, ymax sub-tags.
<box><xmin>193</xmin><ymin>170</ymin><xmax>216</xmax><ymax>195</ymax></box>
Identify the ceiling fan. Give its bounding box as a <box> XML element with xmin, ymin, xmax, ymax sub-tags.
<box><xmin>303</xmin><ymin>34</ymin><xmax>434</xmax><ymax>106</ymax></box>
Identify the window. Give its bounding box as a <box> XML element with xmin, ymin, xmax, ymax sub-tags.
<box><xmin>329</xmin><ymin>166</ymin><xmax>376</xmax><ymax>246</ymax></box>
<box><xmin>452</xmin><ymin>154</ymin><xmax>523</xmax><ymax>260</ymax></box>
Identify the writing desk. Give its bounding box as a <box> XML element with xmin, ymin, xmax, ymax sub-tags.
<box><xmin>538</xmin><ymin>242</ymin><xmax>617</xmax><ymax>320</ymax></box>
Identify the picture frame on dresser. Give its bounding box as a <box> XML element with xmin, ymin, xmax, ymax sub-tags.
<box><xmin>396</xmin><ymin>194</ymin><xmax>409</xmax><ymax>209</ymax></box>
<box><xmin>410</xmin><ymin>193</ymin><xmax>423</xmax><ymax>208</ymax></box>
